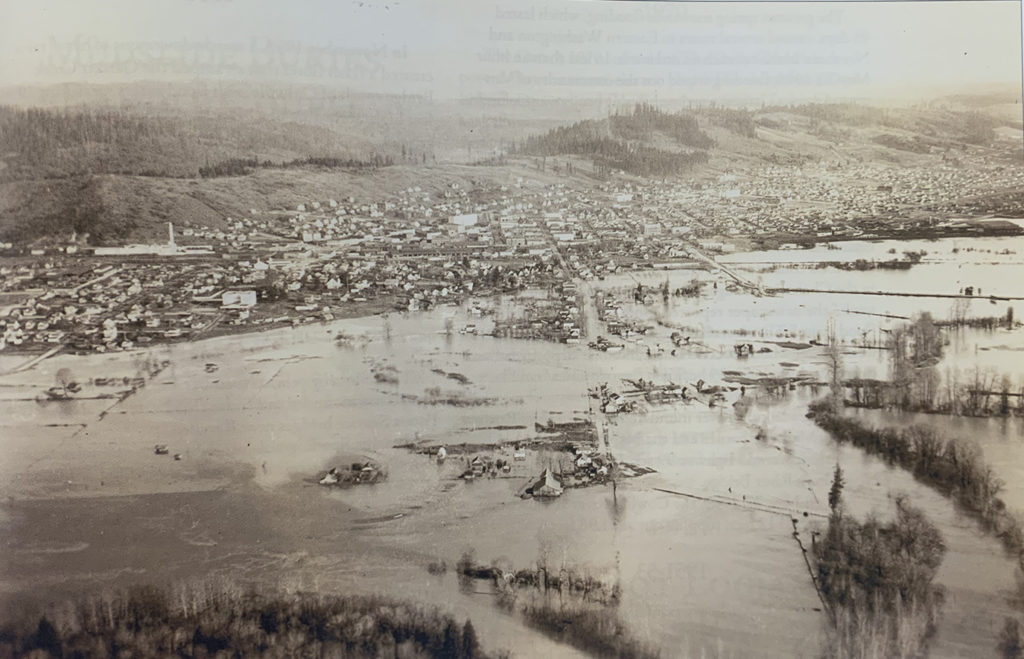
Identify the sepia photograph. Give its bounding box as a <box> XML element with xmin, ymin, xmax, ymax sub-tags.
<box><xmin>1</xmin><ymin>0</ymin><xmax>1023</xmax><ymax>656</ymax></box>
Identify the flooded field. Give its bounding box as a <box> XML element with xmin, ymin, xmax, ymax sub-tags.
<box><xmin>3</xmin><ymin>235</ymin><xmax>1024</xmax><ymax>657</ymax></box>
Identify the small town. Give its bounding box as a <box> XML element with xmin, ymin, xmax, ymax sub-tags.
<box><xmin>2</xmin><ymin>147</ymin><xmax>1021</xmax><ymax>356</ymax></box>
<box><xmin>3</xmin><ymin>2</ymin><xmax>1024</xmax><ymax>656</ymax></box>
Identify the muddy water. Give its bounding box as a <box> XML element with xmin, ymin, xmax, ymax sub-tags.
<box><xmin>3</xmin><ymin>235</ymin><xmax>1024</xmax><ymax>657</ymax></box>
<box><xmin>841</xmin><ymin>405</ymin><xmax>1024</xmax><ymax>656</ymax></box>
<box><xmin>1</xmin><ymin>315</ymin><xmax>826</xmax><ymax>658</ymax></box>
<box><xmin>749</xmin><ymin>392</ymin><xmax>1023</xmax><ymax>658</ymax></box>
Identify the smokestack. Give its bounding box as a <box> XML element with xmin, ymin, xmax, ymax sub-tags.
<box><xmin>168</xmin><ymin>222</ymin><xmax>175</xmax><ymax>247</ymax></box>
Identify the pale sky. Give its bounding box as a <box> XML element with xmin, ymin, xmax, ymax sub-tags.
<box><xmin>1</xmin><ymin>0</ymin><xmax>1021</xmax><ymax>101</ymax></box>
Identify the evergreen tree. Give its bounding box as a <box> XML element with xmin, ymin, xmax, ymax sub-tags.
<box><xmin>461</xmin><ymin>620</ymin><xmax>480</xmax><ymax>658</ymax></box>
<box><xmin>29</xmin><ymin>617</ymin><xmax>62</xmax><ymax>657</ymax></box>
<box><xmin>439</xmin><ymin>620</ymin><xmax>462</xmax><ymax>658</ymax></box>
<box><xmin>828</xmin><ymin>463</ymin><xmax>844</xmax><ymax>514</ymax></box>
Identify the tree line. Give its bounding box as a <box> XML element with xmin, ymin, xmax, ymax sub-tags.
<box><xmin>840</xmin><ymin>310</ymin><xmax>1024</xmax><ymax>416</ymax></box>
<box><xmin>0</xmin><ymin>584</ymin><xmax>494</xmax><ymax>658</ymax></box>
<box><xmin>762</xmin><ymin>102</ymin><xmax>997</xmax><ymax>146</ymax></box>
<box><xmin>198</xmin><ymin>154</ymin><xmax>393</xmax><ymax>178</ymax></box>
<box><xmin>811</xmin><ymin>383</ymin><xmax>1024</xmax><ymax>657</ymax></box>
<box><xmin>451</xmin><ymin>550</ymin><xmax>658</xmax><ymax>659</ymax></box>
<box><xmin>769</xmin><ymin>102</ymin><xmax>890</xmax><ymax>127</ymax></box>
<box><xmin>808</xmin><ymin>400</ymin><xmax>1023</xmax><ymax>556</ymax></box>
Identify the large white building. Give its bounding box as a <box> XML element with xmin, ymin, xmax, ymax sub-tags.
<box><xmin>93</xmin><ymin>222</ymin><xmax>181</xmax><ymax>256</ymax></box>
<box><xmin>448</xmin><ymin>214</ymin><xmax>479</xmax><ymax>232</ymax></box>
<box><xmin>222</xmin><ymin>290</ymin><xmax>258</xmax><ymax>308</ymax></box>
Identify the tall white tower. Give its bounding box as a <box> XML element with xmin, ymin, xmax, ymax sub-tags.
<box><xmin>167</xmin><ymin>222</ymin><xmax>176</xmax><ymax>247</ymax></box>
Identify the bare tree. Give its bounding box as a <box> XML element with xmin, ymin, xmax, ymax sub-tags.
<box><xmin>917</xmin><ymin>366</ymin><xmax>941</xmax><ymax>411</ymax></box>
<box><xmin>950</xmin><ymin>297</ymin><xmax>970</xmax><ymax>326</ymax></box>
<box><xmin>943</xmin><ymin>366</ymin><xmax>960</xmax><ymax>415</ymax></box>
<box><xmin>979</xmin><ymin>368</ymin><xmax>997</xmax><ymax>414</ymax></box>
<box><xmin>826</xmin><ymin>316</ymin><xmax>843</xmax><ymax>414</ymax></box>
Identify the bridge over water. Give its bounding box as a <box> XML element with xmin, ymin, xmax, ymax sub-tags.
<box><xmin>685</xmin><ymin>246</ymin><xmax>764</xmax><ymax>295</ymax></box>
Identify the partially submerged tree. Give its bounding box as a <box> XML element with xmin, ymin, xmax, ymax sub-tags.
<box><xmin>815</xmin><ymin>496</ymin><xmax>946</xmax><ymax>658</ymax></box>
<box><xmin>826</xmin><ymin>316</ymin><xmax>844</xmax><ymax>414</ymax></box>
<box><xmin>828</xmin><ymin>463</ymin><xmax>845</xmax><ymax>516</ymax></box>
<box><xmin>888</xmin><ymin>312</ymin><xmax>947</xmax><ymax>410</ymax></box>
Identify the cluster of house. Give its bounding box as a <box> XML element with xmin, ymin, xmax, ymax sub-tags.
<box><xmin>452</xmin><ymin>443</ymin><xmax>612</xmax><ymax>499</ymax></box>
<box><xmin>492</xmin><ymin>282</ymin><xmax>584</xmax><ymax>343</ymax></box>
<box><xmin>4</xmin><ymin>144</ymin><xmax>1020</xmax><ymax>353</ymax></box>
<box><xmin>879</xmin><ymin>157</ymin><xmax>1023</xmax><ymax>215</ymax></box>
<box><xmin>0</xmin><ymin>262</ymin><xmax>204</xmax><ymax>352</ymax></box>
<box><xmin>0</xmin><ymin>193</ymin><xmax>583</xmax><ymax>352</ymax></box>
<box><xmin>592</xmin><ymin>153</ymin><xmax>1024</xmax><ymax>249</ymax></box>
<box><xmin>459</xmin><ymin>454</ymin><xmax>516</xmax><ymax>480</ymax></box>
<box><xmin>527</xmin><ymin>150</ymin><xmax>1023</xmax><ymax>267</ymax></box>
<box><xmin>594</xmin><ymin>290</ymin><xmax>652</xmax><ymax>340</ymax></box>
<box><xmin>519</xmin><ymin>445</ymin><xmax>617</xmax><ymax>499</ymax></box>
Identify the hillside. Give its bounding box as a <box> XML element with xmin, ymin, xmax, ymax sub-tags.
<box><xmin>0</xmin><ymin>162</ymin><xmax>584</xmax><ymax>245</ymax></box>
<box><xmin>0</xmin><ymin>86</ymin><xmax>584</xmax><ymax>244</ymax></box>
<box><xmin>0</xmin><ymin>82</ymin><xmax>583</xmax><ymax>164</ymax></box>
<box><xmin>0</xmin><ymin>106</ymin><xmax>390</xmax><ymax>182</ymax></box>
<box><xmin>1</xmin><ymin>87</ymin><xmax>1021</xmax><ymax>246</ymax></box>
<box><xmin>513</xmin><ymin>103</ymin><xmax>715</xmax><ymax>177</ymax></box>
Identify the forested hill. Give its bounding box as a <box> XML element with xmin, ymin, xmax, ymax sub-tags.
<box><xmin>0</xmin><ymin>105</ymin><xmax>397</xmax><ymax>244</ymax></box>
<box><xmin>512</xmin><ymin>103</ymin><xmax>718</xmax><ymax>177</ymax></box>
<box><xmin>0</xmin><ymin>107</ymin><xmax>178</xmax><ymax>179</ymax></box>
<box><xmin>0</xmin><ymin>106</ymin><xmax>390</xmax><ymax>182</ymax></box>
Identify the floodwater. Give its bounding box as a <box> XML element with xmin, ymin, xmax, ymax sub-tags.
<box><xmin>2</xmin><ymin>234</ymin><xmax>1024</xmax><ymax>657</ymax></box>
